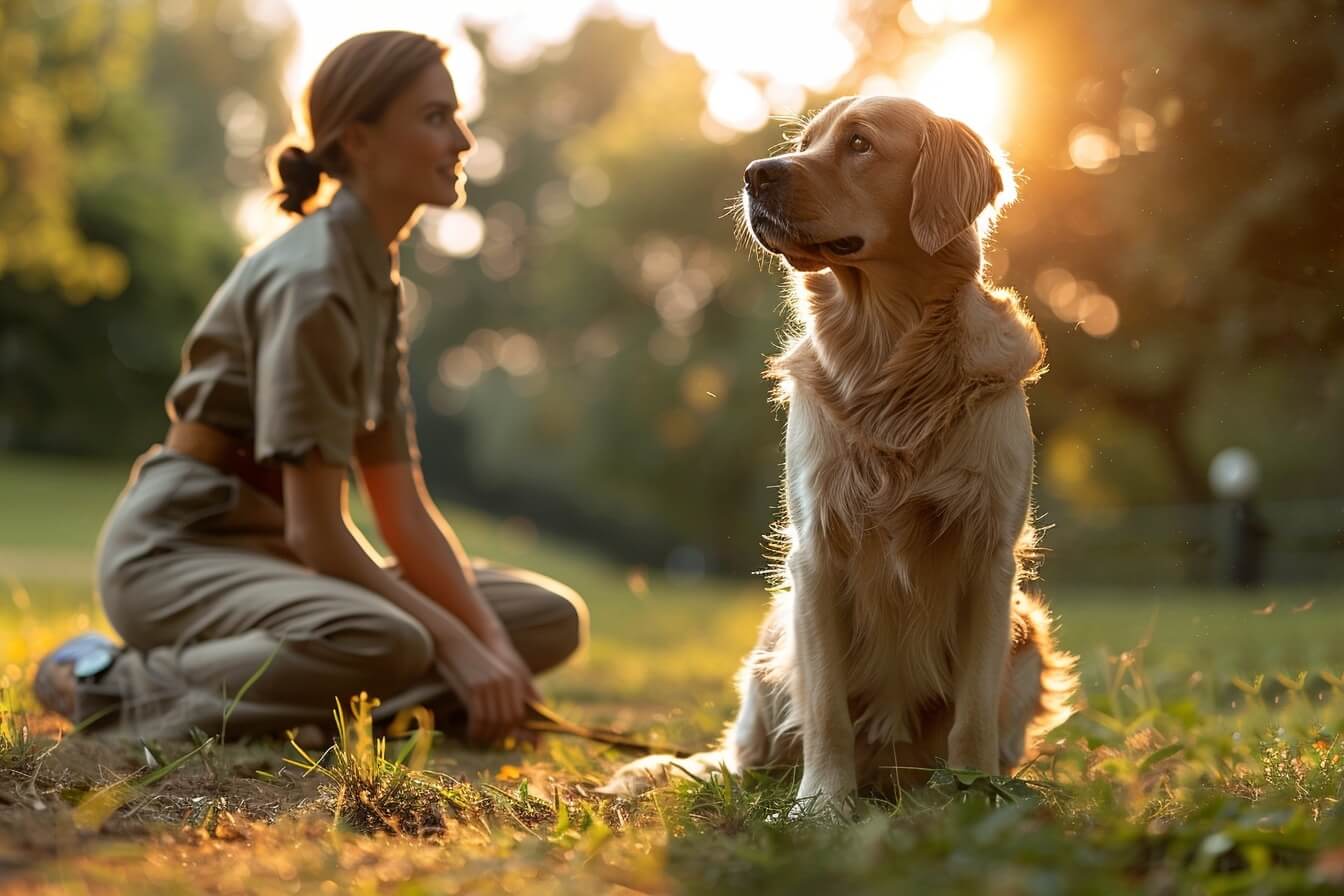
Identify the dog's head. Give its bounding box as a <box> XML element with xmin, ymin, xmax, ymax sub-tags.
<box><xmin>742</xmin><ymin>96</ymin><xmax>1013</xmax><ymax>273</ymax></box>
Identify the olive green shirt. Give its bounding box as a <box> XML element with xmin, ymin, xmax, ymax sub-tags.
<box><xmin>166</xmin><ymin>187</ymin><xmax>418</xmax><ymax>468</ymax></box>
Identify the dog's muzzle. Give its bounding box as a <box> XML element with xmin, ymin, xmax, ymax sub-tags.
<box><xmin>743</xmin><ymin>159</ymin><xmax>865</xmax><ymax>259</ymax></box>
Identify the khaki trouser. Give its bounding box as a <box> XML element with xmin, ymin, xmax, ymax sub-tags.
<box><xmin>81</xmin><ymin>445</ymin><xmax>587</xmax><ymax>741</ymax></box>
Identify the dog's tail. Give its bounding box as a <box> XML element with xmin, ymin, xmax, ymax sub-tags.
<box><xmin>999</xmin><ymin>587</ymin><xmax>1080</xmax><ymax>770</ymax></box>
<box><xmin>597</xmin><ymin>750</ymin><xmax>735</xmax><ymax>798</ymax></box>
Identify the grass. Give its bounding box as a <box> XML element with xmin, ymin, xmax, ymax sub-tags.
<box><xmin>1</xmin><ymin>449</ymin><xmax>1342</xmax><ymax>893</ymax></box>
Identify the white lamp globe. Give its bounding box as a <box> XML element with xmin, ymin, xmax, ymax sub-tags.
<box><xmin>1208</xmin><ymin>447</ymin><xmax>1260</xmax><ymax>500</ymax></box>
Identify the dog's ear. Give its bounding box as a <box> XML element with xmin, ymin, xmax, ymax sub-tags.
<box><xmin>908</xmin><ymin>115</ymin><xmax>1007</xmax><ymax>256</ymax></box>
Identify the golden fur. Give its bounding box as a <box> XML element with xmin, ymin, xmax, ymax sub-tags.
<box><xmin>604</xmin><ymin>97</ymin><xmax>1078</xmax><ymax>812</ymax></box>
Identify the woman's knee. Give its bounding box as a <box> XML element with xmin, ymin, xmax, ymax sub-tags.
<box><xmin>519</xmin><ymin>584</ymin><xmax>589</xmax><ymax>675</ymax></box>
<box><xmin>317</xmin><ymin>607</ymin><xmax>435</xmax><ymax>691</ymax></box>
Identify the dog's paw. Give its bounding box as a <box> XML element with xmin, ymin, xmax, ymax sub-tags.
<box><xmin>785</xmin><ymin>786</ymin><xmax>856</xmax><ymax>822</ymax></box>
<box><xmin>597</xmin><ymin>751</ymin><xmax>730</xmax><ymax>798</ymax></box>
<box><xmin>947</xmin><ymin>725</ymin><xmax>1002</xmax><ymax>777</ymax></box>
<box><xmin>792</xmin><ymin>766</ymin><xmax>858</xmax><ymax>821</ymax></box>
<box><xmin>596</xmin><ymin>754</ymin><xmax>678</xmax><ymax>797</ymax></box>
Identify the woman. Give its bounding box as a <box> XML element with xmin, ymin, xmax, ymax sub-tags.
<box><xmin>33</xmin><ymin>31</ymin><xmax>587</xmax><ymax>746</ymax></box>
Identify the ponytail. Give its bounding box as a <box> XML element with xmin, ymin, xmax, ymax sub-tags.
<box><xmin>272</xmin><ymin>145</ymin><xmax>324</xmax><ymax>217</ymax></box>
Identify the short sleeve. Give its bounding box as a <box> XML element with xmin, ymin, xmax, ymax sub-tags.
<box><xmin>251</xmin><ymin>283</ymin><xmax>362</xmax><ymax>467</ymax></box>
<box><xmin>354</xmin><ymin>287</ymin><xmax>420</xmax><ymax>467</ymax></box>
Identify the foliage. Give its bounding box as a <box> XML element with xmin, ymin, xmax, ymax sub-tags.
<box><xmin>404</xmin><ymin>8</ymin><xmax>1344</xmax><ymax>575</ymax></box>
<box><xmin>407</xmin><ymin>22</ymin><xmax>795</xmax><ymax>571</ymax></box>
<box><xmin>976</xmin><ymin>0</ymin><xmax>1344</xmax><ymax>506</ymax></box>
<box><xmin>5</xmin><ymin>2</ymin><xmax>1341</xmax><ymax>570</ymax></box>
<box><xmin>0</xmin><ymin>677</ymin><xmax>38</xmax><ymax>770</ymax></box>
<box><xmin>0</xmin><ymin>0</ymin><xmax>292</xmax><ymax>456</ymax></box>
<box><xmin>284</xmin><ymin>692</ymin><xmax>450</xmax><ymax>836</ymax></box>
<box><xmin>0</xmin><ymin>0</ymin><xmax>150</xmax><ymax>300</ymax></box>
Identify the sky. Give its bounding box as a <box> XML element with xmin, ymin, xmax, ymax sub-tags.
<box><xmin>265</xmin><ymin>0</ymin><xmax>1008</xmax><ymax>141</ymax></box>
<box><xmin>231</xmin><ymin>0</ymin><xmax>1009</xmax><ymax>245</ymax></box>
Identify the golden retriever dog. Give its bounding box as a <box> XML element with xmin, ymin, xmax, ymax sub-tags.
<box><xmin>603</xmin><ymin>96</ymin><xmax>1078</xmax><ymax>813</ymax></box>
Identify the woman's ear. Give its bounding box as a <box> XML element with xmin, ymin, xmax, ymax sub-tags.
<box><xmin>337</xmin><ymin>121</ymin><xmax>373</xmax><ymax>172</ymax></box>
<box><xmin>908</xmin><ymin>115</ymin><xmax>1008</xmax><ymax>255</ymax></box>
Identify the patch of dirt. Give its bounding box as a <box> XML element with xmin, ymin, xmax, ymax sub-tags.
<box><xmin>0</xmin><ymin>717</ymin><xmax>329</xmax><ymax>870</ymax></box>
<box><xmin>0</xmin><ymin>704</ymin><xmax>676</xmax><ymax>896</ymax></box>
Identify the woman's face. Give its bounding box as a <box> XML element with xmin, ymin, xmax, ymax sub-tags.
<box><xmin>345</xmin><ymin>62</ymin><xmax>475</xmax><ymax>210</ymax></box>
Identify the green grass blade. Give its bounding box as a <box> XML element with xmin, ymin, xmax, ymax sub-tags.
<box><xmin>220</xmin><ymin>639</ymin><xmax>283</xmax><ymax>744</ymax></box>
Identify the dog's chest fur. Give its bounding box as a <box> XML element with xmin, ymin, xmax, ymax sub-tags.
<box><xmin>768</xmin><ymin>276</ymin><xmax>1043</xmax><ymax>742</ymax></box>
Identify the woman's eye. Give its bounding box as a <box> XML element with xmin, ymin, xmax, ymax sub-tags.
<box><xmin>427</xmin><ymin>110</ymin><xmax>445</xmax><ymax>125</ymax></box>
<box><xmin>849</xmin><ymin>134</ymin><xmax>871</xmax><ymax>153</ymax></box>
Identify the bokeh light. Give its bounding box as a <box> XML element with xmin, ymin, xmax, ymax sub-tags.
<box><xmin>438</xmin><ymin>345</ymin><xmax>484</xmax><ymax>389</ymax></box>
<box><xmin>1069</xmin><ymin>125</ymin><xmax>1121</xmax><ymax>172</ymax></box>
<box><xmin>463</xmin><ymin>135</ymin><xmax>506</xmax><ymax>185</ymax></box>
<box><xmin>703</xmin><ymin>73</ymin><xmax>770</xmax><ymax>135</ymax></box>
<box><xmin>568</xmin><ymin>165</ymin><xmax>611</xmax><ymax>207</ymax></box>
<box><xmin>421</xmin><ymin>207</ymin><xmax>486</xmax><ymax>257</ymax></box>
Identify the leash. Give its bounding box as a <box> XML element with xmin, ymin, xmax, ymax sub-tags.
<box><xmin>523</xmin><ymin>701</ymin><xmax>695</xmax><ymax>758</ymax></box>
<box><xmin>429</xmin><ymin>658</ymin><xmax>692</xmax><ymax>757</ymax></box>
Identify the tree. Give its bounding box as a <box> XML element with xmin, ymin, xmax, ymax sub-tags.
<box><xmin>404</xmin><ymin>21</ymin><xmax>788</xmax><ymax>571</ymax></box>
<box><xmin>847</xmin><ymin>0</ymin><xmax>1344</xmax><ymax>506</ymax></box>
<box><xmin>0</xmin><ymin>0</ymin><xmax>294</xmax><ymax>456</ymax></box>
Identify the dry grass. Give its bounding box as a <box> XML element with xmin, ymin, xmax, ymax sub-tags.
<box><xmin>3</xmin><ymin>453</ymin><xmax>1344</xmax><ymax>892</ymax></box>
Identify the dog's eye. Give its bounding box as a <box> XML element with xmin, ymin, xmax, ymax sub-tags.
<box><xmin>849</xmin><ymin>134</ymin><xmax>872</xmax><ymax>154</ymax></box>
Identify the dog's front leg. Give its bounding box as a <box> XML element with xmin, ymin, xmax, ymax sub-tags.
<box><xmin>947</xmin><ymin>546</ymin><xmax>1014</xmax><ymax>775</ymax></box>
<box><xmin>790</xmin><ymin>549</ymin><xmax>856</xmax><ymax>815</ymax></box>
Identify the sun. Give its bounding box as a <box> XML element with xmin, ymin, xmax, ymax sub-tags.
<box><xmin>866</xmin><ymin>29</ymin><xmax>1013</xmax><ymax>147</ymax></box>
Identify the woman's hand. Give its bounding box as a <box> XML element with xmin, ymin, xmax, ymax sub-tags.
<box><xmin>433</xmin><ymin>621</ymin><xmax>537</xmax><ymax>745</ymax></box>
<box><xmin>482</xmin><ymin>628</ymin><xmax>541</xmax><ymax>702</ymax></box>
<box><xmin>480</xmin><ymin>627</ymin><xmax>543</xmax><ymax>747</ymax></box>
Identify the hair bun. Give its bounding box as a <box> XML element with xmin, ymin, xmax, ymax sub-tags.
<box><xmin>274</xmin><ymin>145</ymin><xmax>323</xmax><ymax>216</ymax></box>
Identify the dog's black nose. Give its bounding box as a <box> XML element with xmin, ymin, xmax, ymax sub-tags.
<box><xmin>745</xmin><ymin>158</ymin><xmax>786</xmax><ymax>196</ymax></box>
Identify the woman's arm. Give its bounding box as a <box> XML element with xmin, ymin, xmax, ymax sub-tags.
<box><xmin>281</xmin><ymin>450</ymin><xmax>530</xmax><ymax>743</ymax></box>
<box><xmin>353</xmin><ymin>455</ymin><xmax>509</xmax><ymax>648</ymax></box>
<box><xmin>353</xmin><ymin>451</ymin><xmax>542</xmax><ymax>724</ymax></box>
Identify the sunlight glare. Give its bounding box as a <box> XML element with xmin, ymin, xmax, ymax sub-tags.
<box><xmin>648</xmin><ymin>0</ymin><xmax>853</xmax><ymax>91</ymax></box>
<box><xmin>885</xmin><ymin>29</ymin><xmax>1011</xmax><ymax>145</ymax></box>
<box><xmin>912</xmin><ymin>0</ymin><xmax>991</xmax><ymax>26</ymax></box>
<box><xmin>278</xmin><ymin>0</ymin><xmax>856</xmax><ymax>140</ymax></box>
<box><xmin>233</xmin><ymin>187</ymin><xmax>291</xmax><ymax>248</ymax></box>
<box><xmin>279</xmin><ymin>1</ymin><xmax>487</xmax><ymax>123</ymax></box>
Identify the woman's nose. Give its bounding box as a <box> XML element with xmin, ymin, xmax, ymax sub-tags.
<box><xmin>455</xmin><ymin>122</ymin><xmax>476</xmax><ymax>156</ymax></box>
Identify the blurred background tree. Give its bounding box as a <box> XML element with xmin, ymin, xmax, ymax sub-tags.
<box><xmin>4</xmin><ymin>0</ymin><xmax>1340</xmax><ymax>585</ymax></box>
<box><xmin>0</xmin><ymin>0</ymin><xmax>292</xmax><ymax>456</ymax></box>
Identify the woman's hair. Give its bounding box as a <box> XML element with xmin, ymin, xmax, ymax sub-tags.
<box><xmin>269</xmin><ymin>31</ymin><xmax>448</xmax><ymax>216</ymax></box>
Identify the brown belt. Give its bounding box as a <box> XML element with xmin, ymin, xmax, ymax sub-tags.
<box><xmin>165</xmin><ymin>420</ymin><xmax>284</xmax><ymax>505</ymax></box>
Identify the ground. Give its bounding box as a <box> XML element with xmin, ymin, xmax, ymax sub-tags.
<box><xmin>1</xmin><ymin>452</ymin><xmax>1343</xmax><ymax>894</ymax></box>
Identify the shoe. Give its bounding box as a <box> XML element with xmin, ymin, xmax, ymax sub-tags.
<box><xmin>33</xmin><ymin>632</ymin><xmax>120</xmax><ymax>721</ymax></box>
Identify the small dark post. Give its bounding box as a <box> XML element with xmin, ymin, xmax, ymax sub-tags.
<box><xmin>1209</xmin><ymin>448</ymin><xmax>1268</xmax><ymax>589</ymax></box>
